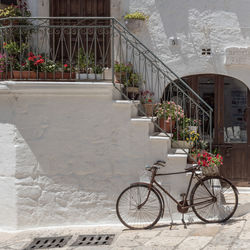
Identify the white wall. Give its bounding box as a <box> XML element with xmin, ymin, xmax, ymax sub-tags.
<box><xmin>111</xmin><ymin>0</ymin><xmax>250</xmax><ymax>89</ymax></box>
<box><xmin>0</xmin><ymin>82</ymin><xmax>179</xmax><ymax>230</ymax></box>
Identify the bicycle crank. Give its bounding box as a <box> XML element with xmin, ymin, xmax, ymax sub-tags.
<box><xmin>177</xmin><ymin>200</ymin><xmax>189</xmax><ymax>213</ymax></box>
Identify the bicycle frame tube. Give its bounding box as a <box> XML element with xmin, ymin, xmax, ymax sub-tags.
<box><xmin>153</xmin><ymin>171</ymin><xmax>195</xmax><ymax>205</ymax></box>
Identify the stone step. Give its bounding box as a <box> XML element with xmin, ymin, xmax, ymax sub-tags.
<box><xmin>113</xmin><ymin>100</ymin><xmax>140</xmax><ymax>118</ymax></box>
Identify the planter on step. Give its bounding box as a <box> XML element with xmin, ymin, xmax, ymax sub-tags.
<box><xmin>159</xmin><ymin>118</ymin><xmax>175</xmax><ymax>133</ymax></box>
<box><xmin>143</xmin><ymin>103</ymin><xmax>154</xmax><ymax>116</ymax></box>
<box><xmin>76</xmin><ymin>73</ymin><xmax>102</xmax><ymax>80</ymax></box>
<box><xmin>126</xmin><ymin>86</ymin><xmax>139</xmax><ymax>100</ymax></box>
<box><xmin>12</xmin><ymin>71</ymin><xmax>37</xmax><ymax>80</ymax></box>
<box><xmin>125</xmin><ymin>19</ymin><xmax>144</xmax><ymax>32</ymax></box>
<box><xmin>39</xmin><ymin>72</ymin><xmax>76</xmax><ymax>80</ymax></box>
<box><xmin>0</xmin><ymin>72</ymin><xmax>10</xmax><ymax>79</ymax></box>
<box><xmin>172</xmin><ymin>140</ymin><xmax>193</xmax><ymax>149</ymax></box>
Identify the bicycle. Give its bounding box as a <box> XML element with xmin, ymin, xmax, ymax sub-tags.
<box><xmin>116</xmin><ymin>160</ymin><xmax>238</xmax><ymax>229</ymax></box>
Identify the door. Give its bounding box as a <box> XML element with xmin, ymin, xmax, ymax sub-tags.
<box><xmin>50</xmin><ymin>0</ymin><xmax>110</xmax><ymax>17</ymax></box>
<box><xmin>49</xmin><ymin>0</ymin><xmax>111</xmax><ymax>66</ymax></box>
<box><xmin>190</xmin><ymin>75</ymin><xmax>249</xmax><ymax>184</ymax></box>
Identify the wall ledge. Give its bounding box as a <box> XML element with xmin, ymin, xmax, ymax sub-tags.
<box><xmin>0</xmin><ymin>82</ymin><xmax>113</xmax><ymax>96</ymax></box>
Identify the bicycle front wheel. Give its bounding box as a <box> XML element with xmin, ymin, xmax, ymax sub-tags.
<box><xmin>190</xmin><ymin>176</ymin><xmax>238</xmax><ymax>223</ymax></box>
<box><xmin>116</xmin><ymin>183</ymin><xmax>162</xmax><ymax>229</ymax></box>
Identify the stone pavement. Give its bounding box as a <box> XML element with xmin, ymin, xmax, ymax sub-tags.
<box><xmin>1</xmin><ymin>192</ymin><xmax>250</xmax><ymax>250</ymax></box>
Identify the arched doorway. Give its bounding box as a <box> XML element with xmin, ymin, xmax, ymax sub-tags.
<box><xmin>183</xmin><ymin>74</ymin><xmax>250</xmax><ymax>185</ymax></box>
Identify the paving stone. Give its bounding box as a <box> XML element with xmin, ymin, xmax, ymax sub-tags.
<box><xmin>190</xmin><ymin>226</ymin><xmax>221</xmax><ymax>237</ymax></box>
<box><xmin>231</xmin><ymin>239</ymin><xmax>250</xmax><ymax>249</ymax></box>
<box><xmin>175</xmin><ymin>236</ymin><xmax>212</xmax><ymax>250</ymax></box>
<box><xmin>144</xmin><ymin>236</ymin><xmax>184</xmax><ymax>247</ymax></box>
<box><xmin>203</xmin><ymin>245</ymin><xmax>230</xmax><ymax>250</ymax></box>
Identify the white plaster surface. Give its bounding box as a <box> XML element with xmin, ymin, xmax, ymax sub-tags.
<box><xmin>0</xmin><ymin>82</ymin><xmax>188</xmax><ymax>230</ymax></box>
<box><xmin>111</xmin><ymin>0</ymin><xmax>250</xmax><ymax>88</ymax></box>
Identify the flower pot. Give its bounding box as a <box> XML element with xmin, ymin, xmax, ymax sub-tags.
<box><xmin>39</xmin><ymin>72</ymin><xmax>76</xmax><ymax>80</ymax></box>
<box><xmin>88</xmin><ymin>73</ymin><xmax>102</xmax><ymax>80</ymax></box>
<box><xmin>202</xmin><ymin>165</ymin><xmax>220</xmax><ymax>176</ymax></box>
<box><xmin>126</xmin><ymin>87</ymin><xmax>139</xmax><ymax>100</ymax></box>
<box><xmin>125</xmin><ymin>19</ymin><xmax>144</xmax><ymax>32</ymax></box>
<box><xmin>12</xmin><ymin>71</ymin><xmax>37</xmax><ymax>80</ymax></box>
<box><xmin>143</xmin><ymin>103</ymin><xmax>154</xmax><ymax>116</ymax></box>
<box><xmin>0</xmin><ymin>72</ymin><xmax>10</xmax><ymax>79</ymax></box>
<box><xmin>159</xmin><ymin>118</ymin><xmax>175</xmax><ymax>133</ymax></box>
<box><xmin>172</xmin><ymin>140</ymin><xmax>193</xmax><ymax>149</ymax></box>
<box><xmin>188</xmin><ymin>126</ymin><xmax>198</xmax><ymax>133</ymax></box>
<box><xmin>115</xmin><ymin>71</ymin><xmax>126</xmax><ymax>83</ymax></box>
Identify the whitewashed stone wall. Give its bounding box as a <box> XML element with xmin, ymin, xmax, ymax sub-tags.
<box><xmin>111</xmin><ymin>0</ymin><xmax>250</xmax><ymax>89</ymax></box>
<box><xmin>0</xmin><ymin>82</ymin><xmax>180</xmax><ymax>230</ymax></box>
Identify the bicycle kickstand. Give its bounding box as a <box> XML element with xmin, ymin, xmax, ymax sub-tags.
<box><xmin>181</xmin><ymin>213</ymin><xmax>187</xmax><ymax>229</ymax></box>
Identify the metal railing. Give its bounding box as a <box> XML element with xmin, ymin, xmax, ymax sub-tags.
<box><xmin>0</xmin><ymin>17</ymin><xmax>213</xmax><ymax>157</ymax></box>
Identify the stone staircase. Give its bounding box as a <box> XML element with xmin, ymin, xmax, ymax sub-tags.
<box><xmin>112</xmin><ymin>85</ymin><xmax>192</xmax><ymax>221</ymax></box>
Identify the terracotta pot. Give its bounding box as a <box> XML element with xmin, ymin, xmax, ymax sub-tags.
<box><xmin>12</xmin><ymin>71</ymin><xmax>37</xmax><ymax>79</ymax></box>
<box><xmin>39</xmin><ymin>72</ymin><xmax>76</xmax><ymax>80</ymax></box>
<box><xmin>115</xmin><ymin>71</ymin><xmax>126</xmax><ymax>83</ymax></box>
<box><xmin>159</xmin><ymin>118</ymin><xmax>176</xmax><ymax>133</ymax></box>
<box><xmin>0</xmin><ymin>72</ymin><xmax>10</xmax><ymax>79</ymax></box>
<box><xmin>143</xmin><ymin>103</ymin><xmax>154</xmax><ymax>116</ymax></box>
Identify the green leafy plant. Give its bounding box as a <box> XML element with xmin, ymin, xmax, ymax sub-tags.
<box><xmin>114</xmin><ymin>62</ymin><xmax>132</xmax><ymax>73</ymax></box>
<box><xmin>124</xmin><ymin>11</ymin><xmax>149</xmax><ymax>21</ymax></box>
<box><xmin>92</xmin><ymin>65</ymin><xmax>104</xmax><ymax>74</ymax></box>
<box><xmin>124</xmin><ymin>72</ymin><xmax>142</xmax><ymax>88</ymax></box>
<box><xmin>76</xmin><ymin>49</ymin><xmax>94</xmax><ymax>73</ymax></box>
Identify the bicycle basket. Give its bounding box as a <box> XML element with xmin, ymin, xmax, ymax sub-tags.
<box><xmin>201</xmin><ymin>165</ymin><xmax>220</xmax><ymax>176</ymax></box>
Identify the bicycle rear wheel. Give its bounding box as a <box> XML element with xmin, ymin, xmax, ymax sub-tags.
<box><xmin>116</xmin><ymin>183</ymin><xmax>162</xmax><ymax>229</ymax></box>
<box><xmin>190</xmin><ymin>176</ymin><xmax>238</xmax><ymax>223</ymax></box>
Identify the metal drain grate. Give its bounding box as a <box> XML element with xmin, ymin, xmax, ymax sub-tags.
<box><xmin>23</xmin><ymin>236</ymin><xmax>72</xmax><ymax>249</ymax></box>
<box><xmin>71</xmin><ymin>234</ymin><xmax>115</xmax><ymax>246</ymax></box>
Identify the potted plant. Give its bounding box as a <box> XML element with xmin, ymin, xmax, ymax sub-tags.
<box><xmin>124</xmin><ymin>11</ymin><xmax>149</xmax><ymax>32</ymax></box>
<box><xmin>124</xmin><ymin>72</ymin><xmax>142</xmax><ymax>100</ymax></box>
<box><xmin>188</xmin><ymin>118</ymin><xmax>200</xmax><ymax>133</ymax></box>
<box><xmin>172</xmin><ymin>128</ymin><xmax>199</xmax><ymax>149</ymax></box>
<box><xmin>90</xmin><ymin>65</ymin><xmax>104</xmax><ymax>80</ymax></box>
<box><xmin>140</xmin><ymin>90</ymin><xmax>154</xmax><ymax>116</ymax></box>
<box><xmin>114</xmin><ymin>62</ymin><xmax>132</xmax><ymax>83</ymax></box>
<box><xmin>198</xmin><ymin>151</ymin><xmax>223</xmax><ymax>176</ymax></box>
<box><xmin>76</xmin><ymin>49</ymin><xmax>94</xmax><ymax>80</ymax></box>
<box><xmin>13</xmin><ymin>51</ymin><xmax>45</xmax><ymax>79</ymax></box>
<box><xmin>155</xmin><ymin>101</ymin><xmax>184</xmax><ymax>133</ymax></box>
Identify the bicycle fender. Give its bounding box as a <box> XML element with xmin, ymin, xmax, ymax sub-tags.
<box><xmin>129</xmin><ymin>182</ymin><xmax>165</xmax><ymax>218</ymax></box>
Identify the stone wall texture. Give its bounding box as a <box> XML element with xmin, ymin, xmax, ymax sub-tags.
<box><xmin>111</xmin><ymin>0</ymin><xmax>250</xmax><ymax>89</ymax></box>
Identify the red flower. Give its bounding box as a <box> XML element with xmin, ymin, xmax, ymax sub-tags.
<box><xmin>64</xmin><ymin>64</ymin><xmax>68</xmax><ymax>68</ymax></box>
<box><xmin>148</xmin><ymin>99</ymin><xmax>152</xmax><ymax>103</ymax></box>
<box><xmin>28</xmin><ymin>52</ymin><xmax>34</xmax><ymax>57</ymax></box>
<box><xmin>28</xmin><ymin>57</ymin><xmax>34</xmax><ymax>61</ymax></box>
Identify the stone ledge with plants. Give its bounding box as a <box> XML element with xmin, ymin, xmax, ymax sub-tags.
<box><xmin>124</xmin><ymin>11</ymin><xmax>149</xmax><ymax>32</ymax></box>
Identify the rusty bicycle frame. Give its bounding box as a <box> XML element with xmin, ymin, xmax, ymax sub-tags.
<box><xmin>138</xmin><ymin>165</ymin><xmax>216</xmax><ymax>217</ymax></box>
